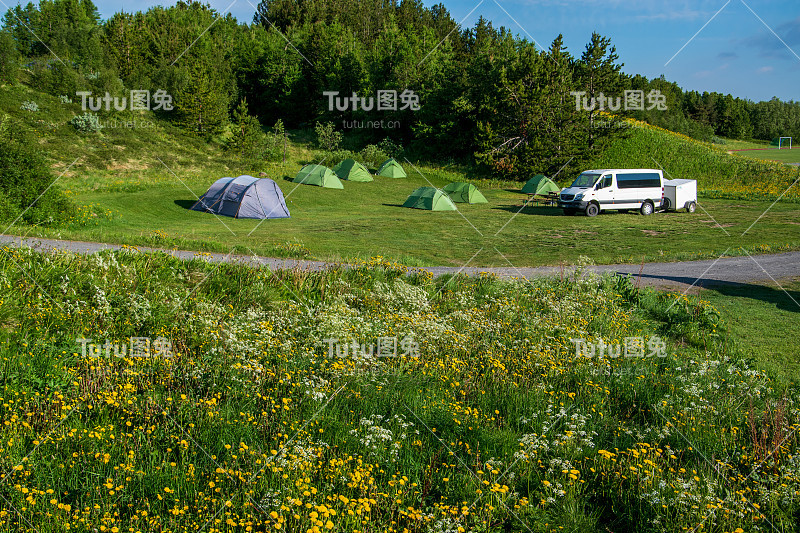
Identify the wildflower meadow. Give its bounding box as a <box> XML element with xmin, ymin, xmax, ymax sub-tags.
<box><xmin>0</xmin><ymin>248</ymin><xmax>798</xmax><ymax>532</ymax></box>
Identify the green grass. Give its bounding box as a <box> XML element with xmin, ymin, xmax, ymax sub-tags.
<box><xmin>702</xmin><ymin>279</ymin><xmax>800</xmax><ymax>382</ymax></box>
<box><xmin>13</xmin><ymin>170</ymin><xmax>800</xmax><ymax>267</ymax></box>
<box><xmin>714</xmin><ymin>138</ymin><xmax>771</xmax><ymax>150</ymax></box>
<box><xmin>3</xmin><ymin>79</ymin><xmax>800</xmax><ymax>267</ymax></box>
<box><xmin>736</xmin><ymin>147</ymin><xmax>800</xmax><ymax>165</ymax></box>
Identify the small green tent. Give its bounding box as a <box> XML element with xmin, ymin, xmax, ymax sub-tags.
<box><xmin>332</xmin><ymin>159</ymin><xmax>373</xmax><ymax>182</ymax></box>
<box><xmin>403</xmin><ymin>187</ymin><xmax>457</xmax><ymax>211</ymax></box>
<box><xmin>293</xmin><ymin>164</ymin><xmax>344</xmax><ymax>189</ymax></box>
<box><xmin>377</xmin><ymin>158</ymin><xmax>407</xmax><ymax>178</ymax></box>
<box><xmin>442</xmin><ymin>182</ymin><xmax>487</xmax><ymax>204</ymax></box>
<box><xmin>521</xmin><ymin>174</ymin><xmax>560</xmax><ymax>196</ymax></box>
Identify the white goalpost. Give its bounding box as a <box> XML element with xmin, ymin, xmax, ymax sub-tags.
<box><xmin>778</xmin><ymin>137</ymin><xmax>792</xmax><ymax>149</ymax></box>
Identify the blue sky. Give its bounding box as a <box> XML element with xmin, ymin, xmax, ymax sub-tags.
<box><xmin>20</xmin><ymin>0</ymin><xmax>800</xmax><ymax>102</ymax></box>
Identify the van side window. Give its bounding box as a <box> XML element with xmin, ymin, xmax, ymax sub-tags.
<box><xmin>601</xmin><ymin>176</ymin><xmax>612</xmax><ymax>188</ymax></box>
<box><xmin>616</xmin><ymin>173</ymin><xmax>661</xmax><ymax>189</ymax></box>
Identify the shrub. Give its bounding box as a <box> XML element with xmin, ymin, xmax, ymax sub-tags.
<box><xmin>377</xmin><ymin>137</ymin><xmax>404</xmax><ymax>159</ymax></box>
<box><xmin>32</xmin><ymin>60</ymin><xmax>83</xmax><ymax>97</ymax></box>
<box><xmin>20</xmin><ymin>100</ymin><xmax>39</xmax><ymax>112</ymax></box>
<box><xmin>264</xmin><ymin>119</ymin><xmax>287</xmax><ymax>162</ymax></box>
<box><xmin>324</xmin><ymin>149</ymin><xmax>356</xmax><ymax>162</ymax></box>
<box><xmin>359</xmin><ymin>144</ymin><xmax>388</xmax><ymax>169</ymax></box>
<box><xmin>0</xmin><ymin>189</ymin><xmax>20</xmax><ymax>224</ymax></box>
<box><xmin>315</xmin><ymin>121</ymin><xmax>342</xmax><ymax>151</ymax></box>
<box><xmin>0</xmin><ymin>114</ymin><xmax>75</xmax><ymax>226</ymax></box>
<box><xmin>70</xmin><ymin>112</ymin><xmax>103</xmax><ymax>133</ymax></box>
<box><xmin>228</xmin><ymin>99</ymin><xmax>266</xmax><ymax>160</ymax></box>
<box><xmin>88</xmin><ymin>68</ymin><xmax>125</xmax><ymax>98</ymax></box>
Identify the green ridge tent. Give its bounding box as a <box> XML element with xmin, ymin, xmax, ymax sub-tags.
<box><xmin>521</xmin><ymin>174</ymin><xmax>560</xmax><ymax>196</ymax></box>
<box><xmin>293</xmin><ymin>164</ymin><xmax>344</xmax><ymax>189</ymax></box>
<box><xmin>403</xmin><ymin>187</ymin><xmax>457</xmax><ymax>211</ymax></box>
<box><xmin>332</xmin><ymin>159</ymin><xmax>373</xmax><ymax>182</ymax></box>
<box><xmin>376</xmin><ymin>158</ymin><xmax>407</xmax><ymax>178</ymax></box>
<box><xmin>442</xmin><ymin>182</ymin><xmax>487</xmax><ymax>204</ymax></box>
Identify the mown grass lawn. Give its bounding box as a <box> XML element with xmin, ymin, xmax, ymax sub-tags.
<box><xmin>702</xmin><ymin>279</ymin><xmax>800</xmax><ymax>382</ymax></box>
<box><xmin>737</xmin><ymin>147</ymin><xmax>800</xmax><ymax>165</ymax></box>
<box><xmin>11</xmin><ymin>167</ymin><xmax>800</xmax><ymax>268</ymax></box>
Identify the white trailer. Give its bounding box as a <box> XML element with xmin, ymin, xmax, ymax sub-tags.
<box><xmin>662</xmin><ymin>179</ymin><xmax>697</xmax><ymax>213</ymax></box>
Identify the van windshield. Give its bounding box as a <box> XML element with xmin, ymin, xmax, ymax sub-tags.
<box><xmin>570</xmin><ymin>173</ymin><xmax>601</xmax><ymax>189</ymax></box>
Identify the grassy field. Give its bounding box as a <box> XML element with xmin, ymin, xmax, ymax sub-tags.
<box><xmin>13</xmin><ymin>169</ymin><xmax>799</xmax><ymax>268</ymax></box>
<box><xmin>702</xmin><ymin>279</ymin><xmax>800</xmax><ymax>381</ymax></box>
<box><xmin>736</xmin><ymin>147</ymin><xmax>800</xmax><ymax>165</ymax></box>
<box><xmin>1</xmin><ymin>247</ymin><xmax>799</xmax><ymax>532</ymax></box>
<box><xmin>2</xmin><ymin>82</ymin><xmax>800</xmax><ymax>268</ymax></box>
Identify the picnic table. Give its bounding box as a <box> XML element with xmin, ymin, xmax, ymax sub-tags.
<box><xmin>526</xmin><ymin>192</ymin><xmax>560</xmax><ymax>206</ymax></box>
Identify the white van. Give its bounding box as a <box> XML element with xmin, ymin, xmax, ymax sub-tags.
<box><xmin>558</xmin><ymin>169</ymin><xmax>664</xmax><ymax>217</ymax></box>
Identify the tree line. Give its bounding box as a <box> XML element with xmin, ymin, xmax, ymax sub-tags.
<box><xmin>1</xmin><ymin>0</ymin><xmax>797</xmax><ymax>178</ymax></box>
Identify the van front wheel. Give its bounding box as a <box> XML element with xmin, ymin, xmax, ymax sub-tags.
<box><xmin>640</xmin><ymin>201</ymin><xmax>654</xmax><ymax>216</ymax></box>
<box><xmin>585</xmin><ymin>203</ymin><xmax>599</xmax><ymax>217</ymax></box>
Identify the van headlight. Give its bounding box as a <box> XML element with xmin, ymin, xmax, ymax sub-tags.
<box><xmin>574</xmin><ymin>193</ymin><xmax>584</xmax><ymax>200</ymax></box>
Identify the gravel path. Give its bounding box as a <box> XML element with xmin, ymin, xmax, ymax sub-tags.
<box><xmin>2</xmin><ymin>234</ymin><xmax>798</xmax><ymax>290</ymax></box>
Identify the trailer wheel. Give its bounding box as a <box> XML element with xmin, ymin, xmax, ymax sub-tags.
<box><xmin>685</xmin><ymin>201</ymin><xmax>696</xmax><ymax>213</ymax></box>
<box><xmin>640</xmin><ymin>201</ymin><xmax>654</xmax><ymax>216</ymax></box>
<box><xmin>662</xmin><ymin>197</ymin><xmax>672</xmax><ymax>211</ymax></box>
<box><xmin>585</xmin><ymin>203</ymin><xmax>599</xmax><ymax>217</ymax></box>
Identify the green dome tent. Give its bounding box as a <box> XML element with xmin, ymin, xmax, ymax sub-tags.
<box><xmin>376</xmin><ymin>158</ymin><xmax>407</xmax><ymax>178</ymax></box>
<box><xmin>442</xmin><ymin>182</ymin><xmax>487</xmax><ymax>204</ymax></box>
<box><xmin>293</xmin><ymin>164</ymin><xmax>344</xmax><ymax>189</ymax></box>
<box><xmin>403</xmin><ymin>187</ymin><xmax>457</xmax><ymax>211</ymax></box>
<box><xmin>332</xmin><ymin>159</ymin><xmax>373</xmax><ymax>182</ymax></box>
<box><xmin>521</xmin><ymin>174</ymin><xmax>560</xmax><ymax>195</ymax></box>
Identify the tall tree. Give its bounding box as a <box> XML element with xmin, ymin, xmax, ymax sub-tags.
<box><xmin>2</xmin><ymin>3</ymin><xmax>42</xmax><ymax>57</ymax></box>
<box><xmin>474</xmin><ymin>36</ymin><xmax>587</xmax><ymax>179</ymax></box>
<box><xmin>577</xmin><ymin>33</ymin><xmax>623</xmax><ymax>153</ymax></box>
<box><xmin>174</xmin><ymin>62</ymin><xmax>229</xmax><ymax>136</ymax></box>
<box><xmin>0</xmin><ymin>31</ymin><xmax>19</xmax><ymax>83</ymax></box>
<box><xmin>228</xmin><ymin>98</ymin><xmax>267</xmax><ymax>160</ymax></box>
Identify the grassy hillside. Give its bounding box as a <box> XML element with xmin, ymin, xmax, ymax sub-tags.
<box><xmin>1</xmin><ymin>247</ymin><xmax>798</xmax><ymax>532</ymax></box>
<box><xmin>3</xmin><ymin>78</ymin><xmax>798</xmax><ymax>200</ymax></box>
<box><xmin>591</xmin><ymin>119</ymin><xmax>800</xmax><ymax>200</ymax></box>
<box><xmin>0</xmin><ymin>80</ymin><xmax>244</xmax><ymax>175</ymax></box>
